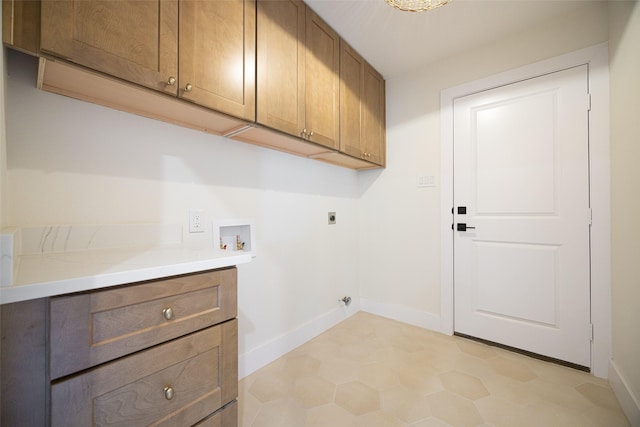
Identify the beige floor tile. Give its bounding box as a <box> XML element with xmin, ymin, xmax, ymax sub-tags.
<box><xmin>317</xmin><ymin>358</ymin><xmax>360</xmax><ymax>385</ymax></box>
<box><xmin>486</xmin><ymin>356</ymin><xmax>538</xmax><ymax>382</ymax></box>
<box><xmin>527</xmin><ymin>378</ymin><xmax>594</xmax><ymax>411</ymax></box>
<box><xmin>355</xmin><ymin>410</ymin><xmax>406</xmax><ymax>427</ymax></box>
<box><xmin>480</xmin><ymin>372</ymin><xmax>539</xmax><ymax>405</ymax></box>
<box><xmin>358</xmin><ymin>362</ymin><xmax>400</xmax><ymax>391</ymax></box>
<box><xmin>475</xmin><ymin>396</ymin><xmax>538</xmax><ymax>427</ymax></box>
<box><xmin>248</xmin><ymin>369</ymin><xmax>295</xmax><ymax>403</ymax></box>
<box><xmin>440</xmin><ymin>370</ymin><xmax>490</xmax><ymax>400</ymax></box>
<box><xmin>238</xmin><ymin>386</ymin><xmax>261</xmax><ymax>426</ymax></box>
<box><xmin>380</xmin><ymin>385</ymin><xmax>432</xmax><ymax>423</ymax></box>
<box><xmin>356</xmin><ymin>411</ymin><xmax>406</xmax><ymax>427</ymax></box>
<box><xmin>579</xmin><ymin>405</ymin><xmax>632</xmax><ymax>427</ymax></box>
<box><xmin>238</xmin><ymin>312</ymin><xmax>630</xmax><ymax>427</ymax></box>
<box><xmin>408</xmin><ymin>417</ymin><xmax>453</xmax><ymax>427</ymax></box>
<box><xmin>251</xmin><ymin>398</ymin><xmax>307</xmax><ymax>427</ymax></box>
<box><xmin>283</xmin><ymin>354</ymin><xmax>322</xmax><ymax>379</ymax></box>
<box><xmin>456</xmin><ymin>339</ymin><xmax>498</xmax><ymax>359</ymax></box>
<box><xmin>426</xmin><ymin>390</ymin><xmax>484</xmax><ymax>427</ymax></box>
<box><xmin>335</xmin><ymin>380</ymin><xmax>381</xmax><ymax>416</ymax></box>
<box><xmin>305</xmin><ymin>404</ymin><xmax>356</xmax><ymax>427</ymax></box>
<box><xmin>575</xmin><ymin>382</ymin><xmax>624</xmax><ymax>412</ymax></box>
<box><xmin>292</xmin><ymin>375</ymin><xmax>336</xmax><ymax>408</ymax></box>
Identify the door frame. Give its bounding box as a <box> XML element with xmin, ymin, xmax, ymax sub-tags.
<box><xmin>440</xmin><ymin>43</ymin><xmax>611</xmax><ymax>377</ymax></box>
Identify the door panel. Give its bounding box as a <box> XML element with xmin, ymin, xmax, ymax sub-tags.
<box><xmin>256</xmin><ymin>0</ymin><xmax>305</xmax><ymax>136</ymax></box>
<box><xmin>41</xmin><ymin>0</ymin><xmax>178</xmax><ymax>95</ymax></box>
<box><xmin>305</xmin><ymin>8</ymin><xmax>339</xmax><ymax>149</ymax></box>
<box><xmin>179</xmin><ymin>0</ymin><xmax>255</xmax><ymax>121</ymax></box>
<box><xmin>454</xmin><ymin>65</ymin><xmax>591</xmax><ymax>367</ymax></box>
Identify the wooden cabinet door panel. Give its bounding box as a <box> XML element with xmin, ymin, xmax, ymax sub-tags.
<box><xmin>51</xmin><ymin>320</ymin><xmax>238</xmax><ymax>427</ymax></box>
<box><xmin>180</xmin><ymin>0</ymin><xmax>255</xmax><ymax>121</ymax></box>
<box><xmin>41</xmin><ymin>0</ymin><xmax>178</xmax><ymax>95</ymax></box>
<box><xmin>194</xmin><ymin>401</ymin><xmax>238</xmax><ymax>427</ymax></box>
<box><xmin>257</xmin><ymin>0</ymin><xmax>305</xmax><ymax>137</ymax></box>
<box><xmin>305</xmin><ymin>8</ymin><xmax>339</xmax><ymax>149</ymax></box>
<box><xmin>50</xmin><ymin>268</ymin><xmax>237</xmax><ymax>380</ymax></box>
<box><xmin>340</xmin><ymin>41</ymin><xmax>364</xmax><ymax>159</ymax></box>
<box><xmin>363</xmin><ymin>64</ymin><xmax>386</xmax><ymax>166</ymax></box>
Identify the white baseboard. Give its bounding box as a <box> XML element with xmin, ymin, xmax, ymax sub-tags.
<box><xmin>609</xmin><ymin>359</ymin><xmax>640</xmax><ymax>426</ymax></box>
<box><xmin>360</xmin><ymin>298</ymin><xmax>441</xmax><ymax>333</ymax></box>
<box><xmin>238</xmin><ymin>302</ymin><xmax>359</xmax><ymax>379</ymax></box>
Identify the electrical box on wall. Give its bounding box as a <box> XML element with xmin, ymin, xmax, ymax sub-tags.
<box><xmin>213</xmin><ymin>219</ymin><xmax>256</xmax><ymax>257</ymax></box>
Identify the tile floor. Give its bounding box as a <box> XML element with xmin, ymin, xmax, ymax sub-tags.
<box><xmin>238</xmin><ymin>312</ymin><xmax>629</xmax><ymax>427</ymax></box>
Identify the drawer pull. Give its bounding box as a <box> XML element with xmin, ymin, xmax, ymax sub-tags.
<box><xmin>164</xmin><ymin>386</ymin><xmax>175</xmax><ymax>400</ymax></box>
<box><xmin>162</xmin><ymin>307</ymin><xmax>174</xmax><ymax>321</ymax></box>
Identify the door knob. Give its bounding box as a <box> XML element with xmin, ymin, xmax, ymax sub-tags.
<box><xmin>456</xmin><ymin>223</ymin><xmax>476</xmax><ymax>232</ymax></box>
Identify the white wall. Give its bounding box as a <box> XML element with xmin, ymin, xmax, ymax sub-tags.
<box><xmin>358</xmin><ymin>1</ymin><xmax>609</xmax><ymax>325</ymax></box>
<box><xmin>609</xmin><ymin>1</ymin><xmax>640</xmax><ymax>424</ymax></box>
<box><xmin>3</xmin><ymin>51</ymin><xmax>360</xmax><ymax>376</ymax></box>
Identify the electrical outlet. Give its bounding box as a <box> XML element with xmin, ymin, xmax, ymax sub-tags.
<box><xmin>328</xmin><ymin>212</ymin><xmax>336</xmax><ymax>225</ymax></box>
<box><xmin>189</xmin><ymin>210</ymin><xmax>205</xmax><ymax>233</ymax></box>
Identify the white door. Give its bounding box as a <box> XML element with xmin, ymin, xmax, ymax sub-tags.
<box><xmin>453</xmin><ymin>65</ymin><xmax>591</xmax><ymax>368</ymax></box>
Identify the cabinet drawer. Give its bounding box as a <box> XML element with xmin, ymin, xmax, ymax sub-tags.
<box><xmin>194</xmin><ymin>400</ymin><xmax>237</xmax><ymax>427</ymax></box>
<box><xmin>50</xmin><ymin>268</ymin><xmax>237</xmax><ymax>379</ymax></box>
<box><xmin>51</xmin><ymin>319</ymin><xmax>238</xmax><ymax>427</ymax></box>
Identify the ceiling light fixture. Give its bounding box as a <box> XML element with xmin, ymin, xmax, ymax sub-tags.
<box><xmin>384</xmin><ymin>0</ymin><xmax>451</xmax><ymax>13</ymax></box>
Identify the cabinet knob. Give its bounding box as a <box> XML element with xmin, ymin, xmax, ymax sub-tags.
<box><xmin>300</xmin><ymin>128</ymin><xmax>307</xmax><ymax>138</ymax></box>
<box><xmin>162</xmin><ymin>307</ymin><xmax>174</xmax><ymax>320</ymax></box>
<box><xmin>164</xmin><ymin>386</ymin><xmax>175</xmax><ymax>400</ymax></box>
<box><xmin>308</xmin><ymin>131</ymin><xmax>314</xmax><ymax>139</ymax></box>
<box><xmin>184</xmin><ymin>83</ymin><xmax>193</xmax><ymax>93</ymax></box>
<box><xmin>166</xmin><ymin>76</ymin><xmax>176</xmax><ymax>86</ymax></box>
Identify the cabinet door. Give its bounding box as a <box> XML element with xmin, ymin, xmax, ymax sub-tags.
<box><xmin>256</xmin><ymin>0</ymin><xmax>305</xmax><ymax>138</ymax></box>
<box><xmin>304</xmin><ymin>8</ymin><xmax>340</xmax><ymax>149</ymax></box>
<box><xmin>40</xmin><ymin>0</ymin><xmax>178</xmax><ymax>95</ymax></box>
<box><xmin>340</xmin><ymin>40</ymin><xmax>385</xmax><ymax>166</ymax></box>
<box><xmin>339</xmin><ymin>40</ymin><xmax>364</xmax><ymax>160</ymax></box>
<box><xmin>180</xmin><ymin>0</ymin><xmax>256</xmax><ymax>121</ymax></box>
<box><xmin>363</xmin><ymin>64</ymin><xmax>386</xmax><ymax>166</ymax></box>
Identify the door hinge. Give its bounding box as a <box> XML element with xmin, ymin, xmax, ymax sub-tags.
<box><xmin>587</xmin><ymin>208</ymin><xmax>593</xmax><ymax>225</ymax></box>
<box><xmin>587</xmin><ymin>93</ymin><xmax>592</xmax><ymax>111</ymax></box>
<box><xmin>589</xmin><ymin>323</ymin><xmax>594</xmax><ymax>342</ymax></box>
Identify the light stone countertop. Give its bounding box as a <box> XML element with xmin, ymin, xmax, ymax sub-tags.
<box><xmin>0</xmin><ymin>225</ymin><xmax>252</xmax><ymax>305</ymax></box>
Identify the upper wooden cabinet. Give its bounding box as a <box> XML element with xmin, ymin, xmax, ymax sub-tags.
<box><xmin>5</xmin><ymin>0</ymin><xmax>385</xmax><ymax>169</ymax></box>
<box><xmin>40</xmin><ymin>0</ymin><xmax>255</xmax><ymax>121</ymax></box>
<box><xmin>340</xmin><ymin>40</ymin><xmax>386</xmax><ymax>167</ymax></box>
<box><xmin>256</xmin><ymin>0</ymin><xmax>340</xmax><ymax>150</ymax></box>
<box><xmin>2</xmin><ymin>0</ymin><xmax>40</xmax><ymax>54</ymax></box>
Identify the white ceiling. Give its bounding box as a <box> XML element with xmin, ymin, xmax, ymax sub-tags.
<box><xmin>303</xmin><ymin>0</ymin><xmax>592</xmax><ymax>79</ymax></box>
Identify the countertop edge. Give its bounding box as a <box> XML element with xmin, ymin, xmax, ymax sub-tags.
<box><xmin>0</xmin><ymin>252</ymin><xmax>252</xmax><ymax>305</ymax></box>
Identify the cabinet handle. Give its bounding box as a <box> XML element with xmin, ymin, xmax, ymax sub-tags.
<box><xmin>166</xmin><ymin>76</ymin><xmax>176</xmax><ymax>86</ymax></box>
<box><xmin>184</xmin><ymin>83</ymin><xmax>193</xmax><ymax>93</ymax></box>
<box><xmin>164</xmin><ymin>386</ymin><xmax>175</xmax><ymax>400</ymax></box>
<box><xmin>162</xmin><ymin>307</ymin><xmax>174</xmax><ymax>320</ymax></box>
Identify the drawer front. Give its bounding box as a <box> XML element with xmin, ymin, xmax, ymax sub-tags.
<box><xmin>50</xmin><ymin>268</ymin><xmax>237</xmax><ymax>379</ymax></box>
<box><xmin>193</xmin><ymin>400</ymin><xmax>237</xmax><ymax>427</ymax></box>
<box><xmin>51</xmin><ymin>319</ymin><xmax>238</xmax><ymax>427</ymax></box>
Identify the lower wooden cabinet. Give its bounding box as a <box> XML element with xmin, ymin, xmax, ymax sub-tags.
<box><xmin>0</xmin><ymin>268</ymin><xmax>239</xmax><ymax>427</ymax></box>
<box><xmin>52</xmin><ymin>320</ymin><xmax>238</xmax><ymax>427</ymax></box>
